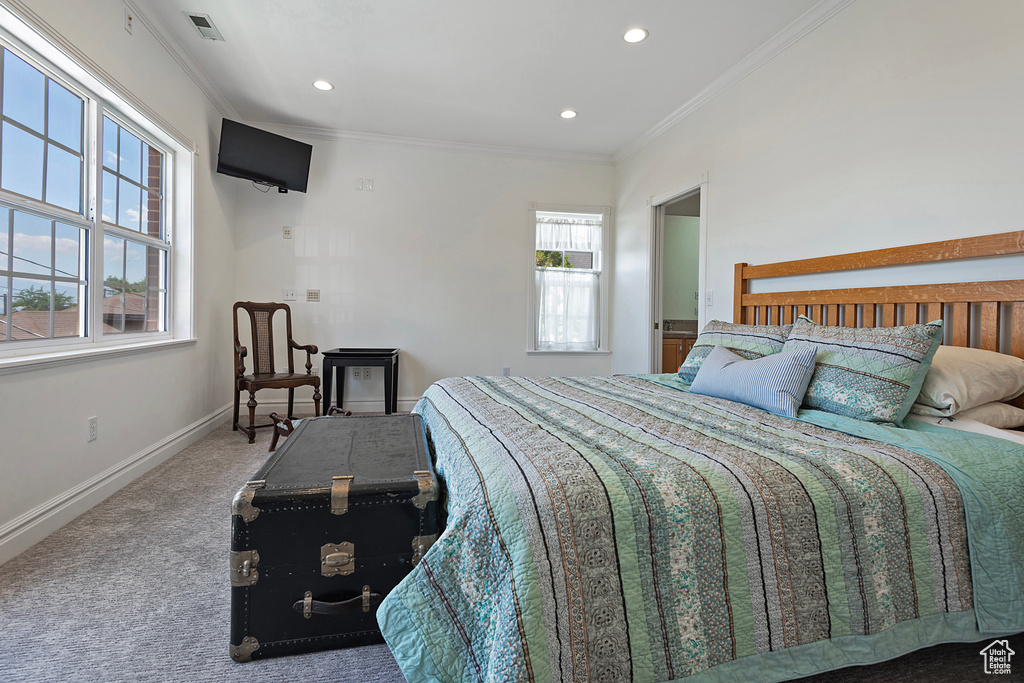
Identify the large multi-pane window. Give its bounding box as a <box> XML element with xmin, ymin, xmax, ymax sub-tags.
<box><xmin>0</xmin><ymin>42</ymin><xmax>172</xmax><ymax>349</ymax></box>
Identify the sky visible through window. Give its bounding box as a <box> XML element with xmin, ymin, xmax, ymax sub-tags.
<box><xmin>0</xmin><ymin>48</ymin><xmax>87</xmax><ymax>340</ymax></box>
<box><xmin>0</xmin><ymin>49</ymin><xmax>83</xmax><ymax>213</ymax></box>
<box><xmin>102</xmin><ymin>115</ymin><xmax>161</xmax><ymax>237</ymax></box>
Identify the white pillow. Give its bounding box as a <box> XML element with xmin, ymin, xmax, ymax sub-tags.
<box><xmin>907</xmin><ymin>414</ymin><xmax>1024</xmax><ymax>446</ymax></box>
<box><xmin>954</xmin><ymin>402</ymin><xmax>1024</xmax><ymax>429</ymax></box>
<box><xmin>911</xmin><ymin>345</ymin><xmax>1024</xmax><ymax>417</ymax></box>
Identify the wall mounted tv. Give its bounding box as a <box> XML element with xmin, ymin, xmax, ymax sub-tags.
<box><xmin>216</xmin><ymin>119</ymin><xmax>312</xmax><ymax>193</ymax></box>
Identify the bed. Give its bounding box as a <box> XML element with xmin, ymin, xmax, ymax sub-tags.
<box><xmin>378</xmin><ymin>231</ymin><xmax>1024</xmax><ymax>682</ymax></box>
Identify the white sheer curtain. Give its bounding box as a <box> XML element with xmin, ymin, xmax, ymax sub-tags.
<box><xmin>535</xmin><ymin>213</ymin><xmax>601</xmax><ymax>351</ymax></box>
<box><xmin>536</xmin><ymin>219</ymin><xmax>598</xmax><ymax>253</ymax></box>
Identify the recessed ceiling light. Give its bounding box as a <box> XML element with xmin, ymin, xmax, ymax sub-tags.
<box><xmin>560</xmin><ymin>110</ymin><xmax>577</xmax><ymax>119</ymax></box>
<box><xmin>624</xmin><ymin>28</ymin><xmax>648</xmax><ymax>43</ymax></box>
<box><xmin>313</xmin><ymin>80</ymin><xmax>334</xmax><ymax>91</ymax></box>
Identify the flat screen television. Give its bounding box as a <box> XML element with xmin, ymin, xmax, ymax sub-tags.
<box><xmin>216</xmin><ymin>119</ymin><xmax>313</xmax><ymax>193</ymax></box>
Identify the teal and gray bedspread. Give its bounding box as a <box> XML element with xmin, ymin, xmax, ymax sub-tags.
<box><xmin>378</xmin><ymin>374</ymin><xmax>1024</xmax><ymax>682</ymax></box>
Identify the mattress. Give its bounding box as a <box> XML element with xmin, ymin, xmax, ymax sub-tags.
<box><xmin>378</xmin><ymin>374</ymin><xmax>1024</xmax><ymax>682</ymax></box>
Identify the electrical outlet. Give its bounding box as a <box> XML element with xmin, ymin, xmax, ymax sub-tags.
<box><xmin>306</xmin><ymin>289</ymin><xmax>320</xmax><ymax>302</ymax></box>
<box><xmin>355</xmin><ymin>178</ymin><xmax>363</xmax><ymax>191</ymax></box>
<box><xmin>502</xmin><ymin>367</ymin><xmax>510</xmax><ymax>377</ymax></box>
<box><xmin>124</xmin><ymin>6</ymin><xmax>133</xmax><ymax>34</ymax></box>
<box><xmin>706</xmin><ymin>290</ymin><xmax>713</xmax><ymax>306</ymax></box>
<box><xmin>87</xmin><ymin>416</ymin><xmax>98</xmax><ymax>442</ymax></box>
<box><xmin>365</xmin><ymin>179</ymin><xmax>374</xmax><ymax>191</ymax></box>
<box><xmin>311</xmin><ymin>367</ymin><xmax>318</xmax><ymax>376</ymax></box>
<box><xmin>352</xmin><ymin>367</ymin><xmax>362</xmax><ymax>380</ymax></box>
<box><xmin>283</xmin><ymin>288</ymin><xmax>296</xmax><ymax>301</ymax></box>
<box><xmin>283</xmin><ymin>226</ymin><xmax>292</xmax><ymax>239</ymax></box>
<box><xmin>362</xmin><ymin>367</ymin><xmax>371</xmax><ymax>379</ymax></box>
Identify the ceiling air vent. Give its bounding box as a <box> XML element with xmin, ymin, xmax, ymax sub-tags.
<box><xmin>183</xmin><ymin>12</ymin><xmax>225</xmax><ymax>41</ymax></box>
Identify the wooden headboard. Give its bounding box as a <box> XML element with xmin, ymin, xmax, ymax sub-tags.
<box><xmin>733</xmin><ymin>230</ymin><xmax>1024</xmax><ymax>361</ymax></box>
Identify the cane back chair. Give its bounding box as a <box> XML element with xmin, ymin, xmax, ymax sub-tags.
<box><xmin>233</xmin><ymin>301</ymin><xmax>321</xmax><ymax>443</ymax></box>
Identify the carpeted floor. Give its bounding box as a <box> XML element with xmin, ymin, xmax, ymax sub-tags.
<box><xmin>0</xmin><ymin>416</ymin><xmax>1019</xmax><ymax>682</ymax></box>
<box><xmin>0</xmin><ymin>416</ymin><xmax>407</xmax><ymax>683</ymax></box>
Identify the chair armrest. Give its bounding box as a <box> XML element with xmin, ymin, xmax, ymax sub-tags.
<box><xmin>234</xmin><ymin>342</ymin><xmax>247</xmax><ymax>377</ymax></box>
<box><xmin>289</xmin><ymin>341</ymin><xmax>318</xmax><ymax>374</ymax></box>
<box><xmin>290</xmin><ymin>341</ymin><xmax>318</xmax><ymax>355</ymax></box>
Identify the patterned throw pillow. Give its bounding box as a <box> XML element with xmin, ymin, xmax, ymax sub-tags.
<box><xmin>677</xmin><ymin>320</ymin><xmax>792</xmax><ymax>383</ymax></box>
<box><xmin>689</xmin><ymin>344</ymin><xmax>818</xmax><ymax>418</ymax></box>
<box><xmin>784</xmin><ymin>316</ymin><xmax>943</xmax><ymax>425</ymax></box>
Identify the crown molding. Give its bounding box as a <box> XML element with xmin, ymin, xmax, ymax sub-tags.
<box><xmin>0</xmin><ymin>0</ymin><xmax>199</xmax><ymax>151</ymax></box>
<box><xmin>613</xmin><ymin>0</ymin><xmax>856</xmax><ymax>164</ymax></box>
<box><xmin>254</xmin><ymin>122</ymin><xmax>615</xmax><ymax>166</ymax></box>
<box><xmin>129</xmin><ymin>0</ymin><xmax>239</xmax><ymax>122</ymax></box>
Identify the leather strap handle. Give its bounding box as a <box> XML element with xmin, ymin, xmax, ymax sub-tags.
<box><xmin>268</xmin><ymin>412</ymin><xmax>294</xmax><ymax>453</ymax></box>
<box><xmin>293</xmin><ymin>586</ymin><xmax>382</xmax><ymax>618</ymax></box>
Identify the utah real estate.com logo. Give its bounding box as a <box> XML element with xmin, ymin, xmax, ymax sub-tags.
<box><xmin>980</xmin><ymin>639</ymin><xmax>1015</xmax><ymax>675</ymax></box>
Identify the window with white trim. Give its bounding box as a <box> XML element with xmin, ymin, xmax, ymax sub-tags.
<box><xmin>528</xmin><ymin>205</ymin><xmax>609</xmax><ymax>353</ymax></box>
<box><xmin>100</xmin><ymin>115</ymin><xmax>167</xmax><ymax>334</ymax></box>
<box><xmin>0</xmin><ymin>24</ymin><xmax>187</xmax><ymax>355</ymax></box>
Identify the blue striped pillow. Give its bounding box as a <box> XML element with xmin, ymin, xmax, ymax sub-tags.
<box><xmin>688</xmin><ymin>344</ymin><xmax>817</xmax><ymax>418</ymax></box>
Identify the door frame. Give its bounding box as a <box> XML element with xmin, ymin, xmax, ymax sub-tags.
<box><xmin>647</xmin><ymin>173</ymin><xmax>709</xmax><ymax>373</ymax></box>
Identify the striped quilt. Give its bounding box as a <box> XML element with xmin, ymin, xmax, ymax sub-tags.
<box><xmin>378</xmin><ymin>375</ymin><xmax>1024</xmax><ymax>682</ymax></box>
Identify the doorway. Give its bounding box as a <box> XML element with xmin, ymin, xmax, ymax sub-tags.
<box><xmin>648</xmin><ymin>175</ymin><xmax>708</xmax><ymax>373</ymax></box>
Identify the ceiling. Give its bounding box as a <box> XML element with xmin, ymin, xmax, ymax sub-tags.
<box><xmin>136</xmin><ymin>0</ymin><xmax>831</xmax><ymax>160</ymax></box>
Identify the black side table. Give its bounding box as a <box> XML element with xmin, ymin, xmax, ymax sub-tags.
<box><xmin>322</xmin><ymin>348</ymin><xmax>400</xmax><ymax>414</ymax></box>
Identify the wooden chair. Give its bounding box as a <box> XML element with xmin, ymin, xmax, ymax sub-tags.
<box><xmin>233</xmin><ymin>301</ymin><xmax>321</xmax><ymax>443</ymax></box>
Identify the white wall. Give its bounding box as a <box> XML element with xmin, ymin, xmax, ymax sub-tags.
<box><xmin>662</xmin><ymin>216</ymin><xmax>700</xmax><ymax>320</ymax></box>
<box><xmin>612</xmin><ymin>0</ymin><xmax>1024</xmax><ymax>374</ymax></box>
<box><xmin>0</xmin><ymin>0</ymin><xmax>238</xmax><ymax>565</ymax></box>
<box><xmin>232</xmin><ymin>140</ymin><xmax>615</xmax><ymax>411</ymax></box>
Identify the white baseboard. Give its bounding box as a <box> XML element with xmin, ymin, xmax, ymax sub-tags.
<box><xmin>0</xmin><ymin>405</ymin><xmax>232</xmax><ymax>568</ymax></box>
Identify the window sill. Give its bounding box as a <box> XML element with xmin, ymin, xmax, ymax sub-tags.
<box><xmin>526</xmin><ymin>349</ymin><xmax>611</xmax><ymax>356</ymax></box>
<box><xmin>0</xmin><ymin>337</ymin><xmax>198</xmax><ymax>376</ymax></box>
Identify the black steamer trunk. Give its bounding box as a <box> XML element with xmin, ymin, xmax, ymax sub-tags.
<box><xmin>229</xmin><ymin>414</ymin><xmax>440</xmax><ymax>662</ymax></box>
